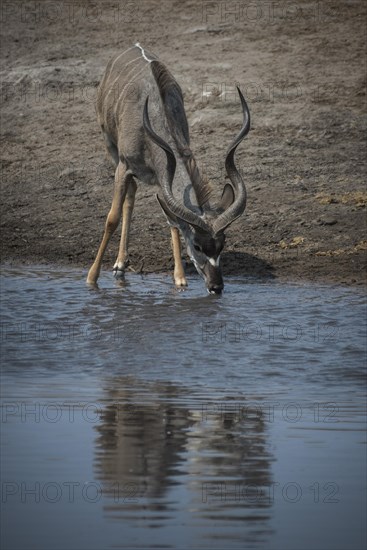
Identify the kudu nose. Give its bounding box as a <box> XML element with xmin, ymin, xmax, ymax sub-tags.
<box><xmin>208</xmin><ymin>284</ymin><xmax>223</xmax><ymax>295</ymax></box>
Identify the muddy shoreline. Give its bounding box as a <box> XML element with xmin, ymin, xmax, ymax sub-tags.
<box><xmin>1</xmin><ymin>1</ymin><xmax>366</xmax><ymax>286</ymax></box>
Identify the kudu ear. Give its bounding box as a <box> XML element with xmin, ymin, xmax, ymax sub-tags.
<box><xmin>219</xmin><ymin>183</ymin><xmax>235</xmax><ymax>212</ymax></box>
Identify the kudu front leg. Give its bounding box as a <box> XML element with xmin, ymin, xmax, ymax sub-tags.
<box><xmin>113</xmin><ymin>178</ymin><xmax>137</xmax><ymax>278</ymax></box>
<box><xmin>171</xmin><ymin>227</ymin><xmax>187</xmax><ymax>288</ymax></box>
<box><xmin>87</xmin><ymin>163</ymin><xmax>131</xmax><ymax>285</ymax></box>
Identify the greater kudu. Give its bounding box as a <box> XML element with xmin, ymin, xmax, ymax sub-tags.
<box><xmin>87</xmin><ymin>43</ymin><xmax>250</xmax><ymax>293</ymax></box>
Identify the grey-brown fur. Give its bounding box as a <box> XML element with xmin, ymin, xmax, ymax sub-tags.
<box><xmin>87</xmin><ymin>44</ymin><xmax>250</xmax><ymax>293</ymax></box>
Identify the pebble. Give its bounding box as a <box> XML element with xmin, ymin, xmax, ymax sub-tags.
<box><xmin>318</xmin><ymin>217</ymin><xmax>337</xmax><ymax>226</ymax></box>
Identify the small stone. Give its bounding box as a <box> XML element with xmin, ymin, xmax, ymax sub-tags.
<box><xmin>183</xmin><ymin>26</ymin><xmax>207</xmax><ymax>34</ymax></box>
<box><xmin>318</xmin><ymin>217</ymin><xmax>337</xmax><ymax>226</ymax></box>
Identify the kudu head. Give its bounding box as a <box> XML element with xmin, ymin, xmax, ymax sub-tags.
<box><xmin>143</xmin><ymin>87</ymin><xmax>250</xmax><ymax>294</ymax></box>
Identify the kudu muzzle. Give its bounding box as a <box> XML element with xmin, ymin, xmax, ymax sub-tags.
<box><xmin>203</xmin><ymin>263</ymin><xmax>224</xmax><ymax>294</ymax></box>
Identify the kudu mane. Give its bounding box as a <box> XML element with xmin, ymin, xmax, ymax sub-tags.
<box><xmin>150</xmin><ymin>60</ymin><xmax>212</xmax><ymax>209</ymax></box>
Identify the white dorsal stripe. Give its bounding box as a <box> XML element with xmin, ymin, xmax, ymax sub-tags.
<box><xmin>135</xmin><ymin>42</ymin><xmax>153</xmax><ymax>63</ymax></box>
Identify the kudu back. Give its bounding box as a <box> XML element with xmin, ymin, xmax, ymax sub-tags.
<box><xmin>87</xmin><ymin>43</ymin><xmax>250</xmax><ymax>293</ymax></box>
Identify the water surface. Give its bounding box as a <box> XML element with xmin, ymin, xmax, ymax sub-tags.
<box><xmin>1</xmin><ymin>265</ymin><xmax>366</xmax><ymax>549</ymax></box>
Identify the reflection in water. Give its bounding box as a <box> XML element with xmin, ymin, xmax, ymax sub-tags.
<box><xmin>94</xmin><ymin>378</ymin><xmax>274</xmax><ymax>546</ymax></box>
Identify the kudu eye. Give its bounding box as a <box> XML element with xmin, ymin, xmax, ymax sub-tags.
<box><xmin>194</xmin><ymin>244</ymin><xmax>202</xmax><ymax>253</ymax></box>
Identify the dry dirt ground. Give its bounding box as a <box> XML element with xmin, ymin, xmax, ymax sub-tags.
<box><xmin>1</xmin><ymin>0</ymin><xmax>366</xmax><ymax>285</ymax></box>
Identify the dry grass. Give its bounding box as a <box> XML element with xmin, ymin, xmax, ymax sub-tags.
<box><xmin>315</xmin><ymin>192</ymin><xmax>367</xmax><ymax>207</ymax></box>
